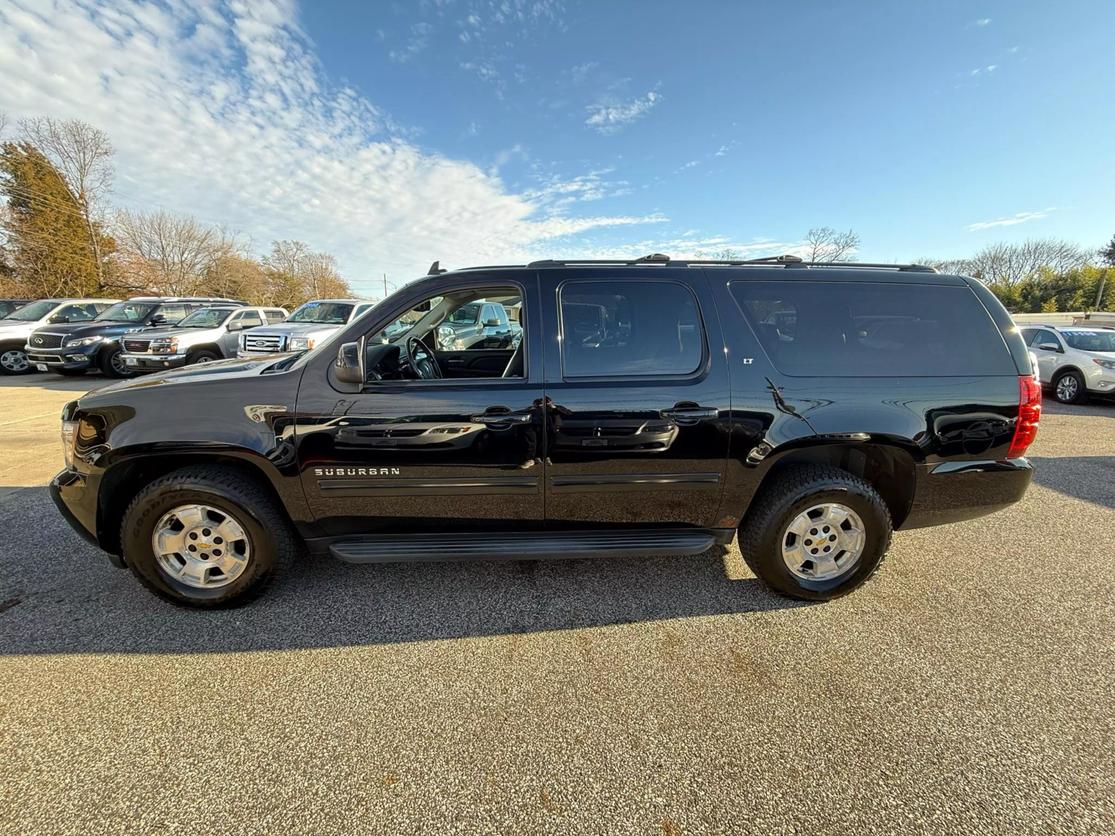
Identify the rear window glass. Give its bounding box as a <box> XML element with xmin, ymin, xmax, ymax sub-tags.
<box><xmin>729</xmin><ymin>281</ymin><xmax>1015</xmax><ymax>376</ymax></box>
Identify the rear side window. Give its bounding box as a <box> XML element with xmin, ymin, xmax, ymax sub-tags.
<box><xmin>729</xmin><ymin>281</ymin><xmax>1016</xmax><ymax>377</ymax></box>
<box><xmin>559</xmin><ymin>281</ymin><xmax>704</xmax><ymax>378</ymax></box>
<box><xmin>235</xmin><ymin>310</ymin><xmax>263</xmax><ymax>327</ymax></box>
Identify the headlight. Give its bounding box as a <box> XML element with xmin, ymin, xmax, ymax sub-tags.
<box><xmin>151</xmin><ymin>338</ymin><xmax>179</xmax><ymax>353</ymax></box>
<box><xmin>65</xmin><ymin>335</ymin><xmax>103</xmax><ymax>348</ymax></box>
<box><xmin>61</xmin><ymin>419</ymin><xmax>77</xmax><ymax>469</ymax></box>
<box><xmin>239</xmin><ymin>333</ymin><xmax>247</xmax><ymax>349</ymax></box>
<box><xmin>1093</xmin><ymin>358</ymin><xmax>1115</xmax><ymax>370</ymax></box>
<box><xmin>288</xmin><ymin>337</ymin><xmax>315</xmax><ymax>351</ymax></box>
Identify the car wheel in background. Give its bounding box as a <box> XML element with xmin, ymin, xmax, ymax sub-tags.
<box><xmin>739</xmin><ymin>464</ymin><xmax>893</xmax><ymax>601</ymax></box>
<box><xmin>0</xmin><ymin>346</ymin><xmax>34</xmax><ymax>375</ymax></box>
<box><xmin>120</xmin><ymin>465</ymin><xmax>297</xmax><ymax>608</ymax></box>
<box><xmin>99</xmin><ymin>346</ymin><xmax>134</xmax><ymax>378</ymax></box>
<box><xmin>185</xmin><ymin>349</ymin><xmax>220</xmax><ymax>365</ymax></box>
<box><xmin>1053</xmin><ymin>369</ymin><xmax>1087</xmax><ymax>404</ymax></box>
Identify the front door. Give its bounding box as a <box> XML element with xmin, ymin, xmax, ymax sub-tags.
<box><xmin>540</xmin><ymin>270</ymin><xmax>731</xmax><ymax>530</ymax></box>
<box><xmin>294</xmin><ymin>274</ymin><xmax>545</xmax><ymax>537</ymax></box>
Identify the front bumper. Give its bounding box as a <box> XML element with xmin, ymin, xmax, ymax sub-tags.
<box><xmin>120</xmin><ymin>352</ymin><xmax>187</xmax><ymax>371</ymax></box>
<box><xmin>1084</xmin><ymin>365</ymin><xmax>1115</xmax><ymax>395</ymax></box>
<box><xmin>901</xmin><ymin>458</ymin><xmax>1033</xmax><ymax>529</ymax></box>
<box><xmin>26</xmin><ymin>346</ymin><xmax>95</xmax><ymax>371</ymax></box>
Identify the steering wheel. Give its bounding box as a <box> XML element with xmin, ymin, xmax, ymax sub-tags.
<box><xmin>405</xmin><ymin>335</ymin><xmax>442</xmax><ymax>379</ymax></box>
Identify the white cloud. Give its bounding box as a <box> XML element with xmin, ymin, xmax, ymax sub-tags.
<box><xmin>0</xmin><ymin>0</ymin><xmax>667</xmax><ymax>293</ymax></box>
<box><xmin>975</xmin><ymin>18</ymin><xmax>992</xmax><ymax>26</ymax></box>
<box><xmin>967</xmin><ymin>208</ymin><xmax>1056</xmax><ymax>231</ymax></box>
<box><xmin>585</xmin><ymin>90</ymin><xmax>662</xmax><ymax>133</ymax></box>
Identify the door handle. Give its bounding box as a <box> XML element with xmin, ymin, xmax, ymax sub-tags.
<box><xmin>661</xmin><ymin>406</ymin><xmax>718</xmax><ymax>424</ymax></box>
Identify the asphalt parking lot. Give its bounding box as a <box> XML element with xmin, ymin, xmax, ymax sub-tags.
<box><xmin>1</xmin><ymin>374</ymin><xmax>1112</xmax><ymax>834</ymax></box>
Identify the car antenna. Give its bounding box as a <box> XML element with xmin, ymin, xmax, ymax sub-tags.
<box><xmin>427</xmin><ymin>261</ymin><xmax>447</xmax><ymax>275</ymax></box>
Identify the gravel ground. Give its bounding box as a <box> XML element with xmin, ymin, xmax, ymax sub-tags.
<box><xmin>1</xmin><ymin>377</ymin><xmax>1113</xmax><ymax>834</ymax></box>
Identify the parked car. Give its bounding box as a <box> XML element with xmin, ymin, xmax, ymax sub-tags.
<box><xmin>0</xmin><ymin>298</ymin><xmax>118</xmax><ymax>375</ymax></box>
<box><xmin>1019</xmin><ymin>324</ymin><xmax>1115</xmax><ymax>403</ymax></box>
<box><xmin>51</xmin><ymin>255</ymin><xmax>1039</xmax><ymax>608</ymax></box>
<box><xmin>236</xmin><ymin>298</ymin><xmax>375</xmax><ymax>357</ymax></box>
<box><xmin>436</xmin><ymin>299</ymin><xmax>520</xmax><ymax>350</ymax></box>
<box><xmin>0</xmin><ymin>299</ymin><xmax>30</xmax><ymax>318</ymax></box>
<box><xmin>119</xmin><ymin>306</ymin><xmax>289</xmax><ymax>372</ymax></box>
<box><xmin>26</xmin><ymin>296</ymin><xmax>245</xmax><ymax>378</ymax></box>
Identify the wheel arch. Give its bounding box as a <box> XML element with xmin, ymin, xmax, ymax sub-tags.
<box><xmin>96</xmin><ymin>448</ymin><xmax>301</xmax><ymax>555</ymax></box>
<box><xmin>742</xmin><ymin>441</ymin><xmax>918</xmax><ymax>529</ymax></box>
<box><xmin>185</xmin><ymin>343</ymin><xmax>223</xmax><ymax>359</ymax></box>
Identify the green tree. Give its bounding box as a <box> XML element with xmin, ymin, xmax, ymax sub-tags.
<box><xmin>0</xmin><ymin>141</ymin><xmax>111</xmax><ymax>296</ymax></box>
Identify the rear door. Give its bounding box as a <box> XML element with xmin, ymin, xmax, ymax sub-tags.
<box><xmin>540</xmin><ymin>269</ymin><xmax>730</xmax><ymax>529</ymax></box>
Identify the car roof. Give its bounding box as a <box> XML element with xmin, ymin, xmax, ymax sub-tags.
<box><xmin>124</xmin><ymin>296</ymin><xmax>246</xmax><ymax>303</ymax></box>
<box><xmin>297</xmin><ymin>298</ymin><xmax>367</xmax><ymax>304</ymax></box>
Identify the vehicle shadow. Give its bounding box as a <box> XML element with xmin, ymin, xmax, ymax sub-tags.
<box><xmin>0</xmin><ymin>488</ymin><xmax>805</xmax><ymax>656</ymax></box>
<box><xmin>1028</xmin><ymin>455</ymin><xmax>1115</xmax><ymax>510</ymax></box>
<box><xmin>0</xmin><ymin>374</ymin><xmax>112</xmax><ymax>393</ymax></box>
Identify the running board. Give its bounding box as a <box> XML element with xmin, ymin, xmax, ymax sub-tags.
<box><xmin>327</xmin><ymin>529</ymin><xmax>726</xmax><ymax>564</ymax></box>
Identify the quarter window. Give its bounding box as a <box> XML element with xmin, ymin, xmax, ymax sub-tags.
<box><xmin>559</xmin><ymin>281</ymin><xmax>704</xmax><ymax>378</ymax></box>
<box><xmin>730</xmin><ymin>281</ymin><xmax>1016</xmax><ymax>377</ymax></box>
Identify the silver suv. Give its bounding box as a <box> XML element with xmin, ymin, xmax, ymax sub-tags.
<box><xmin>120</xmin><ymin>306</ymin><xmax>289</xmax><ymax>371</ymax></box>
<box><xmin>237</xmin><ymin>299</ymin><xmax>375</xmax><ymax>357</ymax></box>
<box><xmin>1019</xmin><ymin>324</ymin><xmax>1115</xmax><ymax>403</ymax></box>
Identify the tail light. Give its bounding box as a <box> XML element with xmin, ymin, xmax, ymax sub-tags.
<box><xmin>1007</xmin><ymin>375</ymin><xmax>1042</xmax><ymax>459</ymax></box>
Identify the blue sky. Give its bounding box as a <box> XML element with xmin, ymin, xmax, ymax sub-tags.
<box><xmin>1</xmin><ymin>0</ymin><xmax>1112</xmax><ymax>296</ymax></box>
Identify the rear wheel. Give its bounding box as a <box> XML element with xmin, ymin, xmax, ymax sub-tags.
<box><xmin>739</xmin><ymin>465</ymin><xmax>892</xmax><ymax>601</ymax></box>
<box><xmin>1053</xmin><ymin>369</ymin><xmax>1087</xmax><ymax>404</ymax></box>
<box><xmin>99</xmin><ymin>345</ymin><xmax>133</xmax><ymax>378</ymax></box>
<box><xmin>0</xmin><ymin>346</ymin><xmax>33</xmax><ymax>375</ymax></box>
<box><xmin>120</xmin><ymin>466</ymin><xmax>297</xmax><ymax>607</ymax></box>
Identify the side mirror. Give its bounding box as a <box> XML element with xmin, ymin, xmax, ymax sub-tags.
<box><xmin>1037</xmin><ymin>342</ymin><xmax>1061</xmax><ymax>353</ymax></box>
<box><xmin>485</xmin><ymin>317</ymin><xmax>501</xmax><ymax>327</ymax></box>
<box><xmin>334</xmin><ymin>341</ymin><xmax>364</xmax><ymax>385</ymax></box>
<box><xmin>227</xmin><ymin>320</ymin><xmax>245</xmax><ymax>332</ymax></box>
<box><xmin>49</xmin><ymin>315</ymin><xmax>70</xmax><ymax>323</ymax></box>
<box><xmin>149</xmin><ymin>314</ymin><xmax>166</xmax><ymax>326</ymax></box>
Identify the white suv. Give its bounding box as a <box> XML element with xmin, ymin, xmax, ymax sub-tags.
<box><xmin>1019</xmin><ymin>324</ymin><xmax>1115</xmax><ymax>403</ymax></box>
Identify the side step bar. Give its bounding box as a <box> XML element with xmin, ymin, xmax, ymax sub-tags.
<box><xmin>327</xmin><ymin>529</ymin><xmax>730</xmax><ymax>564</ymax></box>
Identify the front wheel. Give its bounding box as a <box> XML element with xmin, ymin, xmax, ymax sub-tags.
<box><xmin>120</xmin><ymin>466</ymin><xmax>297</xmax><ymax>607</ymax></box>
<box><xmin>1053</xmin><ymin>369</ymin><xmax>1087</xmax><ymax>404</ymax></box>
<box><xmin>739</xmin><ymin>465</ymin><xmax>892</xmax><ymax>601</ymax></box>
<box><xmin>185</xmin><ymin>349</ymin><xmax>220</xmax><ymax>365</ymax></box>
<box><xmin>0</xmin><ymin>346</ymin><xmax>33</xmax><ymax>375</ymax></box>
<box><xmin>99</xmin><ymin>345</ymin><xmax>134</xmax><ymax>378</ymax></box>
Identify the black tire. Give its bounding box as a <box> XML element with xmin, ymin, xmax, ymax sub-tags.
<box><xmin>185</xmin><ymin>349</ymin><xmax>221</xmax><ymax>365</ymax></box>
<box><xmin>739</xmin><ymin>464</ymin><xmax>892</xmax><ymax>601</ymax></box>
<box><xmin>0</xmin><ymin>345</ymin><xmax>33</xmax><ymax>375</ymax></box>
<box><xmin>99</xmin><ymin>345</ymin><xmax>134</xmax><ymax>378</ymax></box>
<box><xmin>1052</xmin><ymin>369</ymin><xmax>1088</xmax><ymax>404</ymax></box>
<box><xmin>120</xmin><ymin>465</ymin><xmax>297</xmax><ymax>608</ymax></box>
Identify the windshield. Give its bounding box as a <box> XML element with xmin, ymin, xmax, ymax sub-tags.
<box><xmin>178</xmin><ymin>308</ymin><xmax>233</xmax><ymax>328</ymax></box>
<box><xmin>96</xmin><ymin>301</ymin><xmax>157</xmax><ymax>322</ymax></box>
<box><xmin>447</xmin><ymin>303</ymin><xmax>481</xmax><ymax>325</ymax></box>
<box><xmin>1062</xmin><ymin>330</ymin><xmax>1115</xmax><ymax>352</ymax></box>
<box><xmin>3</xmin><ymin>299</ymin><xmax>59</xmax><ymax>321</ymax></box>
<box><xmin>287</xmin><ymin>301</ymin><xmax>354</xmax><ymax>324</ymax></box>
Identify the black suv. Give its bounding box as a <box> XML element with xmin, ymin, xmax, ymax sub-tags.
<box><xmin>27</xmin><ymin>296</ymin><xmax>244</xmax><ymax>378</ymax></box>
<box><xmin>51</xmin><ymin>256</ymin><xmax>1040</xmax><ymax>607</ymax></box>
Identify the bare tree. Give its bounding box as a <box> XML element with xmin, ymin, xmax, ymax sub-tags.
<box><xmin>805</xmin><ymin>227</ymin><xmax>860</xmax><ymax>262</ymax></box>
<box><xmin>263</xmin><ymin>240</ymin><xmax>352</xmax><ymax>307</ymax></box>
<box><xmin>114</xmin><ymin>209</ymin><xmax>238</xmax><ymax>294</ymax></box>
<box><xmin>20</xmin><ymin>117</ymin><xmax>114</xmax><ymax>287</ymax></box>
<box><xmin>965</xmin><ymin>238</ymin><xmax>1091</xmax><ymax>286</ymax></box>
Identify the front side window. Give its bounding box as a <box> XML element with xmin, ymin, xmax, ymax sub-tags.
<box><xmin>96</xmin><ymin>301</ymin><xmax>158</xmax><ymax>323</ymax></box>
<box><xmin>288</xmin><ymin>301</ymin><xmax>355</xmax><ymax>324</ymax></box>
<box><xmin>559</xmin><ymin>281</ymin><xmax>704</xmax><ymax>378</ymax></box>
<box><xmin>54</xmin><ymin>303</ymin><xmax>100</xmax><ymax>322</ymax></box>
<box><xmin>156</xmin><ymin>304</ymin><xmax>190</xmax><ymax>324</ymax></box>
<box><xmin>730</xmin><ymin>281</ymin><xmax>1017</xmax><ymax>377</ymax></box>
<box><xmin>179</xmin><ymin>308</ymin><xmax>234</xmax><ymax>328</ymax></box>
<box><xmin>234</xmin><ymin>310</ymin><xmax>264</xmax><ymax>328</ymax></box>
<box><xmin>1031</xmin><ymin>329</ymin><xmax>1061</xmax><ymax>349</ymax></box>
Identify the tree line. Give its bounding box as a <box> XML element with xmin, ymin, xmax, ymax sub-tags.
<box><xmin>0</xmin><ymin>115</ymin><xmax>353</xmax><ymax>307</ymax></box>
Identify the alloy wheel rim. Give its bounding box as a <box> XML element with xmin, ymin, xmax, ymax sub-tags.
<box><xmin>1</xmin><ymin>349</ymin><xmax>28</xmax><ymax>372</ymax></box>
<box><xmin>110</xmin><ymin>351</ymin><xmax>128</xmax><ymax>375</ymax></box>
<box><xmin>781</xmin><ymin>502</ymin><xmax>866</xmax><ymax>582</ymax></box>
<box><xmin>151</xmin><ymin>503</ymin><xmax>251</xmax><ymax>589</ymax></box>
<box><xmin>1057</xmin><ymin>376</ymin><xmax>1078</xmax><ymax>401</ymax></box>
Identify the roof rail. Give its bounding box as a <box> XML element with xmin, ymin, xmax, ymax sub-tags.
<box><xmin>525</xmin><ymin>253</ymin><xmax>937</xmax><ymax>272</ymax></box>
<box><xmin>526</xmin><ymin>253</ymin><xmax>672</xmax><ymax>268</ymax></box>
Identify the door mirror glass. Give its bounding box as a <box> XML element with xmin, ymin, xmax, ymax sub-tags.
<box><xmin>334</xmin><ymin>341</ymin><xmax>364</xmax><ymax>384</ymax></box>
<box><xmin>227</xmin><ymin>320</ymin><xmax>245</xmax><ymax>332</ymax></box>
<box><xmin>1037</xmin><ymin>342</ymin><xmax>1060</xmax><ymax>352</ymax></box>
<box><xmin>49</xmin><ymin>314</ymin><xmax>70</xmax><ymax>323</ymax></box>
<box><xmin>149</xmin><ymin>314</ymin><xmax>167</xmax><ymax>326</ymax></box>
<box><xmin>484</xmin><ymin>317</ymin><xmax>501</xmax><ymax>327</ymax></box>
